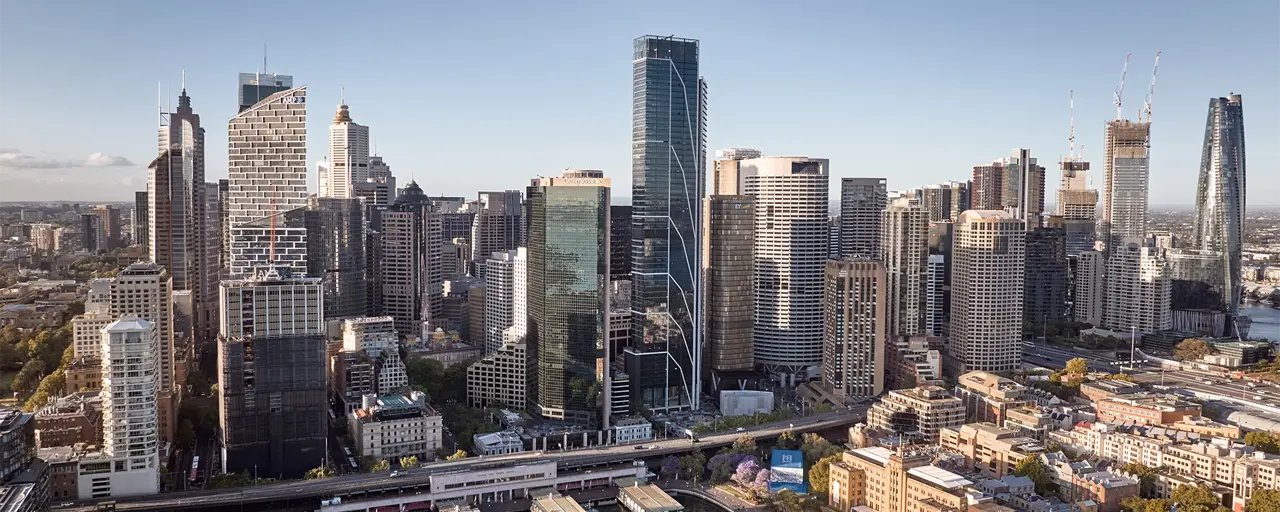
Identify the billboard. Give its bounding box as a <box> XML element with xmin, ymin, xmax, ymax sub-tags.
<box><xmin>768</xmin><ymin>449</ymin><xmax>806</xmax><ymax>493</ymax></box>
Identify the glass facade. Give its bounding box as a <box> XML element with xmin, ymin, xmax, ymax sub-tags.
<box><xmin>628</xmin><ymin>35</ymin><xmax>706</xmax><ymax>412</ymax></box>
<box><xmin>528</xmin><ymin>178</ymin><xmax>609</xmax><ymax>426</ymax></box>
<box><xmin>1192</xmin><ymin>95</ymin><xmax>1246</xmax><ymax>316</ymax></box>
<box><xmin>305</xmin><ymin>197</ymin><xmax>368</xmax><ymax>321</ymax></box>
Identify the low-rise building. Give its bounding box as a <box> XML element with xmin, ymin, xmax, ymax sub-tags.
<box><xmin>37</xmin><ymin>445</ymin><xmax>83</xmax><ymax>501</ymax></box>
<box><xmin>62</xmin><ymin>357</ymin><xmax>101</xmax><ymax>395</ymax></box>
<box><xmin>466</xmin><ymin>341</ymin><xmax>527</xmax><ymax>409</ymax></box>
<box><xmin>830</xmin><ymin>446</ymin><xmax>976</xmax><ymax>512</ymax></box>
<box><xmin>0</xmin><ymin>303</ymin><xmax>66</xmax><ymax>329</ymax></box>
<box><xmin>884</xmin><ymin>335</ymin><xmax>943</xmax><ymax>390</ymax></box>
<box><xmin>939</xmin><ymin>422</ymin><xmax>1045</xmax><ymax>478</ymax></box>
<box><xmin>1004</xmin><ymin>405</ymin><xmax>1055</xmax><ymax>442</ymax></box>
<box><xmin>33</xmin><ymin>392</ymin><xmax>102</xmax><ymax>448</ymax></box>
<box><xmin>954</xmin><ymin>371</ymin><xmax>1033</xmax><ymax>425</ymax></box>
<box><xmin>609</xmin><ymin>416</ymin><xmax>652</xmax><ymax>444</ymax></box>
<box><xmin>866</xmin><ymin>386</ymin><xmax>965</xmax><ymax>441</ymax></box>
<box><xmin>1168</xmin><ymin>416</ymin><xmax>1241</xmax><ymax>439</ymax></box>
<box><xmin>1095</xmin><ymin>393</ymin><xmax>1201</xmax><ymax>426</ymax></box>
<box><xmin>1079</xmin><ymin>380</ymin><xmax>1143</xmax><ymax>403</ymax></box>
<box><xmin>473</xmin><ymin>431</ymin><xmax>523</xmax><ymax>456</ymax></box>
<box><xmin>348</xmin><ymin>393</ymin><xmax>442</xmax><ymax>461</ymax></box>
<box><xmin>1071</xmin><ymin>471</ymin><xmax>1139</xmax><ymax>512</ymax></box>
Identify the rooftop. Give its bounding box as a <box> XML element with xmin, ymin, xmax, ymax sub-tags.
<box><xmin>908</xmin><ymin>465</ymin><xmax>972</xmax><ymax>490</ymax></box>
<box><xmin>1078</xmin><ymin>471</ymin><xmax>1138</xmax><ymax>489</ymax></box>
<box><xmin>618</xmin><ymin>484</ymin><xmax>683</xmax><ymax>512</ymax></box>
<box><xmin>851</xmin><ymin>446</ymin><xmax>894</xmax><ymax>467</ymax></box>
<box><xmin>532</xmin><ymin>494</ymin><xmax>587</xmax><ymax>512</ymax></box>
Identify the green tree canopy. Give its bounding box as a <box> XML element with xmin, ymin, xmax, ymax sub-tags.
<box><xmin>372</xmin><ymin>459</ymin><xmax>391</xmax><ymax>472</ymax></box>
<box><xmin>1065</xmin><ymin>357</ymin><xmax>1089</xmax><ymax>375</ymax></box>
<box><xmin>1244</xmin><ymin>431</ymin><xmax>1280</xmax><ymax>454</ymax></box>
<box><xmin>1247</xmin><ymin>489</ymin><xmax>1280</xmax><ymax>512</ymax></box>
<box><xmin>175</xmin><ymin>419</ymin><xmax>196</xmax><ymax>448</ymax></box>
<box><xmin>1014</xmin><ymin>457</ymin><xmax>1056</xmax><ymax>495</ymax></box>
<box><xmin>445</xmin><ymin>449</ymin><xmax>468</xmax><ymax>461</ymax></box>
<box><xmin>776</xmin><ymin>430</ymin><xmax>800</xmax><ymax>450</ymax></box>
<box><xmin>1171</xmin><ymin>484</ymin><xmax>1227</xmax><ymax>512</ymax></box>
<box><xmin>807</xmin><ymin>454</ymin><xmax>842</xmax><ymax>495</ymax></box>
<box><xmin>1174</xmin><ymin>338</ymin><xmax>1215</xmax><ymax>361</ymax></box>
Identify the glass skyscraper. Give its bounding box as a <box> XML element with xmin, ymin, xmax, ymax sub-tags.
<box><xmin>627</xmin><ymin>35</ymin><xmax>706</xmax><ymax>412</ymax></box>
<box><xmin>1191</xmin><ymin>94</ymin><xmax>1246</xmax><ymax>317</ymax></box>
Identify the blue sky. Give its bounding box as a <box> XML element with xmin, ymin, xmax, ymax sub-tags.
<box><xmin>1</xmin><ymin>1</ymin><xmax>1276</xmax><ymax>205</ymax></box>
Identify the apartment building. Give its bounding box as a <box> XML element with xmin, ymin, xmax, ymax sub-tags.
<box><xmin>830</xmin><ymin>446</ymin><xmax>976</xmax><ymax>512</ymax></box>
<box><xmin>1079</xmin><ymin>380</ymin><xmax>1143</xmax><ymax>403</ymax></box>
<box><xmin>939</xmin><ymin>422</ymin><xmax>1045</xmax><ymax>479</ymax></box>
<box><xmin>1071</xmin><ymin>471</ymin><xmax>1139</xmax><ymax>512</ymax></box>
<box><xmin>954</xmin><ymin>371</ymin><xmax>1033</xmax><ymax>425</ymax></box>
<box><xmin>867</xmin><ymin>386</ymin><xmax>965</xmax><ymax>442</ymax></box>
<box><xmin>1095</xmin><ymin>394</ymin><xmax>1201</xmax><ymax>426</ymax></box>
<box><xmin>33</xmin><ymin>392</ymin><xmax>102</xmax><ymax>448</ymax></box>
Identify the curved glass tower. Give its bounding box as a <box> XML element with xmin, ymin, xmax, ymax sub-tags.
<box><xmin>1191</xmin><ymin>94</ymin><xmax>1246</xmax><ymax>317</ymax></box>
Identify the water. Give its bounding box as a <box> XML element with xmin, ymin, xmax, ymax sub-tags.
<box><xmin>1243</xmin><ymin>303</ymin><xmax>1280</xmax><ymax>341</ymax></box>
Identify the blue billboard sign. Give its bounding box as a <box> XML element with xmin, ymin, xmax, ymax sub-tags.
<box><xmin>768</xmin><ymin>449</ymin><xmax>806</xmax><ymax>494</ymax></box>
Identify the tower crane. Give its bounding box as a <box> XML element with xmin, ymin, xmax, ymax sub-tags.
<box><xmin>1068</xmin><ymin>89</ymin><xmax>1076</xmax><ymax>158</ymax></box>
<box><xmin>1142</xmin><ymin>51</ymin><xmax>1161</xmax><ymax>123</ymax></box>
<box><xmin>1113</xmin><ymin>53</ymin><xmax>1131</xmax><ymax>121</ymax></box>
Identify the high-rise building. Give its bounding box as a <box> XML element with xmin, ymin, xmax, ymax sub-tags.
<box><xmin>971</xmin><ymin>149</ymin><xmax>1046</xmax><ymax>228</ymax></box>
<box><xmin>237</xmin><ymin>72</ymin><xmax>293</xmax><ymax>112</ymax></box>
<box><xmin>342</xmin><ymin>317</ymin><xmax>407</xmax><ymax>393</ymax></box>
<box><xmin>822</xmin><ymin>259</ymin><xmax>886</xmax><ymax>400</ymax></box>
<box><xmin>197</xmin><ymin>182</ymin><xmax>223</xmax><ymax>347</ymax></box>
<box><xmin>322</xmin><ymin>102</ymin><xmax>370</xmax><ymax>199</ymax></box>
<box><xmin>949</xmin><ymin>210</ymin><xmax>1024</xmax><ymax>373</ymax></box>
<box><xmin>217</xmin><ymin>266</ymin><xmax>326</xmax><ymax>478</ymax></box>
<box><xmin>484</xmin><ymin>249</ymin><xmax>528</xmax><ymax>354</ymax></box>
<box><xmin>353</xmin><ymin>156</ymin><xmax>397</xmax><ymax>209</ymax></box>
<box><xmin>948</xmin><ymin>181</ymin><xmax>971</xmax><ymax>221</ymax></box>
<box><xmin>466</xmin><ymin>341</ymin><xmax>528</xmax><ymax>409</ymax></box>
<box><xmin>93</xmin><ymin>318</ymin><xmax>161</xmax><ymax>497</ymax></box>
<box><xmin>1073</xmin><ymin>250</ymin><xmax>1106</xmax><ymax>326</ymax></box>
<box><xmin>133</xmin><ymin>191</ymin><xmax>149</xmax><ymax>252</ymax></box>
<box><xmin>701</xmin><ymin>195</ymin><xmax>754</xmax><ymax>388</ymax></box>
<box><xmin>827</xmin><ymin>217</ymin><xmax>841</xmax><ymax>259</ymax></box>
<box><xmin>305</xmin><ymin>197</ymin><xmax>368</xmax><ymax>321</ymax></box>
<box><xmin>1102</xmin><ymin>120</ymin><xmax>1152</xmax><ymax>250</ymax></box>
<box><xmin>79</xmin><ymin>213</ymin><xmax>100</xmax><ymax>252</ymax></box>
<box><xmin>919</xmin><ymin>184</ymin><xmax>951</xmax><ymax>223</ymax></box>
<box><xmin>1024</xmin><ymin>223</ymin><xmax>1068</xmax><ymax>327</ymax></box>
<box><xmin>226</xmin><ymin>86</ymin><xmax>308</xmax><ymax>277</ymax></box>
<box><xmin>881</xmin><ymin>197</ymin><xmax>928</xmax><ymax>337</ymax></box>
<box><xmin>471</xmin><ymin>191</ymin><xmax>523</xmax><ymax>278</ymax></box>
<box><xmin>218</xmin><ymin>179</ymin><xmax>230</xmax><ymax>268</ymax></box>
<box><xmin>839</xmin><ymin>178</ymin><xmax>887</xmax><ymax>259</ymax></box>
<box><xmin>609</xmin><ymin>205</ymin><xmax>632</xmax><ymax>281</ymax></box>
<box><xmin>712</xmin><ymin>148</ymin><xmax>761</xmax><ymax>195</ymax></box>
<box><xmin>528</xmin><ymin>170</ymin><xmax>609</xmax><ymax>425</ymax></box>
<box><xmin>1103</xmin><ymin>241</ymin><xmax>1171</xmax><ymax>334</ymax></box>
<box><xmin>926</xmin><ymin>254</ymin><xmax>946</xmax><ymax>336</ymax></box>
<box><xmin>1057</xmin><ymin>155</ymin><xmax>1098</xmax><ymax>256</ymax></box>
<box><xmin>1190</xmin><ymin>94</ymin><xmax>1246</xmax><ymax>317</ymax></box>
<box><xmin>745</xmin><ymin>157</ymin><xmax>830</xmax><ymax>380</ymax></box>
<box><xmin>628</xmin><ymin>35</ymin><xmax>706</xmax><ymax>412</ymax></box>
<box><xmin>380</xmin><ymin>182</ymin><xmax>444</xmax><ymax>337</ymax></box>
<box><xmin>150</xmin><ymin>86</ymin><xmax>204</xmax><ymax>293</ymax></box>
<box><xmin>89</xmin><ymin>205</ymin><xmax>123</xmax><ymax>251</ymax></box>
<box><xmin>107</xmin><ymin>262</ymin><xmax>176</xmax><ymax>444</ymax></box>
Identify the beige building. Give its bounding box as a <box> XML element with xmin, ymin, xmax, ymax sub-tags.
<box><xmin>822</xmin><ymin>259</ymin><xmax>886</xmax><ymax>400</ymax></box>
<box><xmin>1095</xmin><ymin>393</ymin><xmax>1200</xmax><ymax>426</ymax></box>
<box><xmin>880</xmin><ymin>198</ymin><xmax>928</xmax><ymax>337</ymax></box>
<box><xmin>939</xmin><ymin>422</ymin><xmax>1045</xmax><ymax>479</ymax></box>
<box><xmin>1103</xmin><ymin>241</ymin><xmax>1171</xmax><ymax>334</ymax></box>
<box><xmin>466</xmin><ymin>341</ymin><xmax>528</xmax><ymax>409</ymax></box>
<box><xmin>348</xmin><ymin>393</ymin><xmax>443</xmax><ymax>461</ymax></box>
<box><xmin>867</xmin><ymin>386</ymin><xmax>965</xmax><ymax>442</ymax></box>
<box><xmin>1074</xmin><ymin>250</ymin><xmax>1107</xmax><ymax>326</ymax></box>
<box><xmin>949</xmin><ymin>210</ymin><xmax>1024</xmax><ymax>373</ymax></box>
<box><xmin>953</xmin><ymin>371</ymin><xmax>1032</xmax><ymax>425</ymax></box>
<box><xmin>830</xmin><ymin>446</ymin><xmax>976</xmax><ymax>512</ymax></box>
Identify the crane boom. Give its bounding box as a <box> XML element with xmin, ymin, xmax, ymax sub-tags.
<box><xmin>1143</xmin><ymin>51</ymin><xmax>1161</xmax><ymax>123</ymax></box>
<box><xmin>1114</xmin><ymin>53</ymin><xmax>1131</xmax><ymax>121</ymax></box>
<box><xmin>1068</xmin><ymin>89</ymin><xmax>1076</xmax><ymax>158</ymax></box>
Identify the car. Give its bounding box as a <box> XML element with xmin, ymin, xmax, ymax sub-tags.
<box><xmin>736</xmin><ymin>427</ymin><xmax>746</xmax><ymax>432</ymax></box>
<box><xmin>634</xmin><ymin>445</ymin><xmax>647</xmax><ymax>450</ymax></box>
<box><xmin>390</xmin><ymin>471</ymin><xmax>402</xmax><ymax>478</ymax></box>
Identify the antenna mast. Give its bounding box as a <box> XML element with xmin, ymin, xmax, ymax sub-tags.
<box><xmin>1068</xmin><ymin>89</ymin><xmax>1076</xmax><ymax>159</ymax></box>
<box><xmin>1142</xmin><ymin>51</ymin><xmax>1161</xmax><ymax>123</ymax></box>
<box><xmin>1113</xmin><ymin>53</ymin><xmax>1131</xmax><ymax>121</ymax></box>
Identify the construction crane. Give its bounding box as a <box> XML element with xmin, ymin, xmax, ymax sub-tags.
<box><xmin>1142</xmin><ymin>51</ymin><xmax>1161</xmax><ymax>123</ymax></box>
<box><xmin>1068</xmin><ymin>89</ymin><xmax>1076</xmax><ymax>158</ymax></box>
<box><xmin>1113</xmin><ymin>53</ymin><xmax>1131</xmax><ymax>121</ymax></box>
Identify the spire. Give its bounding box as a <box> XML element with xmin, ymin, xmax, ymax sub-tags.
<box><xmin>181</xmin><ymin>70</ymin><xmax>186</xmax><ymax>94</ymax></box>
<box><xmin>340</xmin><ymin>86</ymin><xmax>345</xmax><ymax>106</ymax></box>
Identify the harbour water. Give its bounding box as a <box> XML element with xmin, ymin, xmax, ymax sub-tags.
<box><xmin>1243</xmin><ymin>303</ymin><xmax>1280</xmax><ymax>341</ymax></box>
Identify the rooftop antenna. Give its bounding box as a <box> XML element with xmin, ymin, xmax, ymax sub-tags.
<box><xmin>263</xmin><ymin>44</ymin><xmax>268</xmax><ymax>75</ymax></box>
<box><xmin>1113</xmin><ymin>53</ymin><xmax>1131</xmax><ymax>121</ymax></box>
<box><xmin>1068</xmin><ymin>89</ymin><xmax>1076</xmax><ymax>159</ymax></box>
<box><xmin>1142</xmin><ymin>51</ymin><xmax>1161</xmax><ymax>123</ymax></box>
<box><xmin>157</xmin><ymin>81</ymin><xmax>162</xmax><ymax>126</ymax></box>
<box><xmin>181</xmin><ymin>70</ymin><xmax>186</xmax><ymax>93</ymax></box>
<box><xmin>340</xmin><ymin>86</ymin><xmax>345</xmax><ymax>105</ymax></box>
<box><xmin>166</xmin><ymin>80</ymin><xmax>171</xmax><ymax>115</ymax></box>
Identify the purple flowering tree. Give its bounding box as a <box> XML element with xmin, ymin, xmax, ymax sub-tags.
<box><xmin>732</xmin><ymin>457</ymin><xmax>762</xmax><ymax>487</ymax></box>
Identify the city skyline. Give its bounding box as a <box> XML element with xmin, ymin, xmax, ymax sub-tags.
<box><xmin>1</xmin><ymin>2</ymin><xmax>1277</xmax><ymax>205</ymax></box>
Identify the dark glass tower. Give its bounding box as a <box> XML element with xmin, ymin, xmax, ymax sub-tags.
<box><xmin>609</xmin><ymin>205</ymin><xmax>633</xmax><ymax>281</ymax></box>
<box><xmin>1191</xmin><ymin>94</ymin><xmax>1246</xmax><ymax>317</ymax></box>
<box><xmin>627</xmin><ymin>35</ymin><xmax>706</xmax><ymax>412</ymax></box>
<box><xmin>1024</xmin><ymin>223</ymin><xmax>1068</xmax><ymax>327</ymax></box>
<box><xmin>305</xmin><ymin>197</ymin><xmax>368</xmax><ymax>321</ymax></box>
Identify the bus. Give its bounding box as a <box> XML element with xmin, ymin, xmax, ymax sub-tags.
<box><xmin>188</xmin><ymin>456</ymin><xmax>200</xmax><ymax>485</ymax></box>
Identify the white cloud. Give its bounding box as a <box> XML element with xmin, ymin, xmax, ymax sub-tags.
<box><xmin>85</xmin><ymin>152</ymin><xmax>134</xmax><ymax>167</ymax></box>
<box><xmin>0</xmin><ymin>149</ymin><xmax>135</xmax><ymax>169</ymax></box>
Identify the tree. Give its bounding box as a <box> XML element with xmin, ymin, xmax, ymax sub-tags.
<box><xmin>175</xmin><ymin>419</ymin><xmax>196</xmax><ymax>448</ymax></box>
<box><xmin>1064</xmin><ymin>357</ymin><xmax>1089</xmax><ymax>376</ymax></box>
<box><xmin>1171</xmin><ymin>484</ymin><xmax>1227</xmax><ymax>512</ymax></box>
<box><xmin>1106</xmin><ymin>373</ymin><xmax>1137</xmax><ymax>382</ymax></box>
<box><xmin>900</xmin><ymin>373</ymin><xmax>918</xmax><ymax>389</ymax></box>
<box><xmin>1174</xmin><ymin>338</ymin><xmax>1215</xmax><ymax>361</ymax></box>
<box><xmin>399</xmin><ymin>455</ymin><xmax>420</xmax><ymax>469</ymax></box>
<box><xmin>732</xmin><ymin>458</ymin><xmax>762</xmax><ymax>487</ymax></box>
<box><xmin>752</xmin><ymin>469</ymin><xmax>771</xmax><ymax>497</ymax></box>
<box><xmin>372</xmin><ymin>459</ymin><xmax>391</xmax><ymax>472</ymax></box>
<box><xmin>405</xmin><ymin>357</ymin><xmax>446</xmax><ymax>400</ymax></box>
<box><xmin>358</xmin><ymin>456</ymin><xmax>377</xmax><ymax>472</ymax></box>
<box><xmin>445</xmin><ymin>449</ymin><xmax>467</xmax><ymax>461</ymax></box>
<box><xmin>1245</xmin><ymin>431</ymin><xmax>1280</xmax><ymax>454</ymax></box>
<box><xmin>1119</xmin><ymin>462</ymin><xmax>1158</xmax><ymax>497</ymax></box>
<box><xmin>708</xmin><ymin>453</ymin><xmax>748</xmax><ymax>484</ymax></box>
<box><xmin>304</xmin><ymin>465</ymin><xmax>335</xmax><ymax>480</ymax></box>
<box><xmin>21</xmin><ymin>368</ymin><xmax>65</xmax><ymax>412</ymax></box>
<box><xmin>1122</xmin><ymin>496</ymin><xmax>1172</xmax><ymax>512</ymax></box>
<box><xmin>211</xmin><ymin>471</ymin><xmax>253</xmax><ymax>488</ymax></box>
<box><xmin>776</xmin><ymin>430</ymin><xmax>800</xmax><ymax>450</ymax></box>
<box><xmin>660</xmin><ymin>456</ymin><xmax>680</xmax><ymax>479</ymax></box>
<box><xmin>1013</xmin><ymin>457</ymin><xmax>1056</xmax><ymax>495</ymax></box>
<box><xmin>1247</xmin><ymin>489</ymin><xmax>1280</xmax><ymax>512</ymax></box>
<box><xmin>807</xmin><ymin>454</ymin><xmax>842</xmax><ymax>495</ymax></box>
<box><xmin>800</xmin><ymin>433</ymin><xmax>841</xmax><ymax>469</ymax></box>
<box><xmin>11</xmin><ymin>359</ymin><xmax>44</xmax><ymax>396</ymax></box>
<box><xmin>729</xmin><ymin>435</ymin><xmax>757</xmax><ymax>455</ymax></box>
<box><xmin>680</xmin><ymin>452</ymin><xmax>707</xmax><ymax>482</ymax></box>
<box><xmin>766</xmin><ymin>490</ymin><xmax>821</xmax><ymax>512</ymax></box>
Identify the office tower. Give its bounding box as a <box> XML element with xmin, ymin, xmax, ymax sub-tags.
<box><xmin>1191</xmin><ymin>94</ymin><xmax>1246</xmax><ymax>318</ymax></box>
<box><xmin>1057</xmin><ymin>156</ymin><xmax>1098</xmax><ymax>256</ymax></box>
<box><xmin>305</xmin><ymin>197</ymin><xmax>368</xmax><ymax>321</ymax></box>
<box><xmin>1102</xmin><ymin>120</ymin><xmax>1152</xmax><ymax>250</ymax></box>
<box><xmin>712</xmin><ymin>148</ymin><xmax>761</xmax><ymax>195</ymax></box>
<box><xmin>466</xmin><ymin>341</ymin><xmax>528</xmax><ymax>409</ymax></box>
<box><xmin>609</xmin><ymin>205</ymin><xmax>633</xmax><ymax>281</ymax></box>
<box><xmin>109</xmin><ymin>262</ymin><xmax>176</xmax><ymax>444</ymax></box>
<box><xmin>342</xmin><ymin>317</ymin><xmax>407</xmax><ymax>393</ymax></box>
<box><xmin>150</xmin><ymin>85</ymin><xmax>204</xmax><ymax>294</ymax></box>
<box><xmin>971</xmin><ymin>149</ymin><xmax>1046</xmax><ymax>228</ymax></box>
<box><xmin>881</xmin><ymin>197</ymin><xmax>928</xmax><ymax>336</ymax></box>
<box><xmin>946</xmin><ymin>181</ymin><xmax>971</xmax><ymax>221</ymax></box>
<box><xmin>701</xmin><ymin>195</ymin><xmax>755</xmax><ymax>389</ymax></box>
<box><xmin>926</xmin><ymin>254</ymin><xmax>946</xmax><ymax>336</ymax></box>
<box><xmin>353</xmin><ymin>155</ymin><xmax>397</xmax><ymax>208</ymax></box>
<box><xmin>485</xmin><ymin>249</ymin><xmax>528</xmax><ymax>354</ymax></box>
<box><xmin>827</xmin><ymin>217</ymin><xmax>840</xmax><ymax>259</ymax></box>
<box><xmin>744</xmin><ymin>156</ymin><xmax>830</xmax><ymax>380</ymax></box>
<box><xmin>96</xmin><ymin>318</ymin><xmax>161</xmax><ymax>496</ymax></box>
<box><xmin>89</xmin><ymin>205</ymin><xmax>122</xmax><ymax>251</ymax></box>
<box><xmin>436</xmin><ymin>198</ymin><xmax>477</xmax><ymax>245</ymax></box>
<box><xmin>919</xmin><ymin>184</ymin><xmax>951</xmax><ymax>223</ymax></box>
<box><xmin>822</xmin><ymin>259</ymin><xmax>886</xmax><ymax>400</ymax></box>
<box><xmin>1103</xmin><ymin>241</ymin><xmax>1171</xmax><ymax>334</ymax></box>
<box><xmin>1024</xmin><ymin>223</ymin><xmax>1068</xmax><ymax>327</ymax></box>
<box><xmin>217</xmin><ymin>266</ymin><xmax>326</xmax><ymax>478</ymax></box>
<box><xmin>628</xmin><ymin>35</ymin><xmax>706</xmax><ymax>412</ymax></box>
<box><xmin>949</xmin><ymin>211</ymin><xmax>1024</xmax><ymax>373</ymax></box>
<box><xmin>470</xmin><ymin>191</ymin><xmax>523</xmax><ymax>278</ymax></box>
<box><xmin>218</xmin><ymin>179</ymin><xmax>230</xmax><ymax>268</ymax></box>
<box><xmin>380</xmin><ymin>182</ymin><xmax>443</xmax><ymax>337</ymax></box>
<box><xmin>237</xmin><ymin>72</ymin><xmax>293</xmax><ymax>112</ymax></box>
<box><xmin>1167</xmin><ymin>249</ymin><xmax>1238</xmax><ymax>336</ymax></box>
<box><xmin>226</xmin><ymin>86</ymin><xmax>308</xmax><ymax>277</ymax></box>
<box><xmin>197</xmin><ymin>182</ymin><xmax>222</xmax><ymax>345</ymax></box>
<box><xmin>1073</xmin><ymin>250</ymin><xmax>1106</xmax><ymax>326</ymax></box>
<box><xmin>839</xmin><ymin>178</ymin><xmax>887</xmax><ymax>259</ymax></box>
<box><xmin>528</xmin><ymin>170</ymin><xmax>609</xmax><ymax>425</ymax></box>
<box><xmin>322</xmin><ymin>102</ymin><xmax>370</xmax><ymax>199</ymax></box>
<box><xmin>133</xmin><ymin>191</ymin><xmax>149</xmax><ymax>251</ymax></box>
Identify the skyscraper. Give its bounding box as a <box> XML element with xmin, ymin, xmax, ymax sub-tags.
<box><xmin>971</xmin><ymin>149</ymin><xmax>1046</xmax><ymax>228</ymax></box>
<box><xmin>881</xmin><ymin>197</ymin><xmax>928</xmax><ymax>337</ymax></box>
<box><xmin>96</xmin><ymin>318</ymin><xmax>161</xmax><ymax>497</ymax></box>
<box><xmin>1103</xmin><ymin>241</ymin><xmax>1171</xmax><ymax>334</ymax></box>
<box><xmin>528</xmin><ymin>170</ymin><xmax>609</xmax><ymax>426</ymax></box>
<box><xmin>237</xmin><ymin>72</ymin><xmax>293</xmax><ymax>112</ymax></box>
<box><xmin>134</xmin><ymin>191</ymin><xmax>149</xmax><ymax>252</ymax></box>
<box><xmin>1024</xmin><ymin>223</ymin><xmax>1068</xmax><ymax>327</ymax></box>
<box><xmin>305</xmin><ymin>197</ymin><xmax>368</xmax><ymax>321</ymax></box>
<box><xmin>1191</xmin><ymin>94</ymin><xmax>1246</xmax><ymax>317</ymax></box>
<box><xmin>226</xmin><ymin>86</ymin><xmax>308</xmax><ymax>277</ymax></box>
<box><xmin>744</xmin><ymin>156</ymin><xmax>830</xmax><ymax>381</ymax></box>
<box><xmin>949</xmin><ymin>210</ymin><xmax>1024</xmax><ymax>373</ymax></box>
<box><xmin>839</xmin><ymin>178</ymin><xmax>887</xmax><ymax>259</ymax></box>
<box><xmin>919</xmin><ymin>184</ymin><xmax>951</xmax><ymax>223</ymax></box>
<box><xmin>628</xmin><ymin>35</ymin><xmax>706</xmax><ymax>412</ymax></box>
<box><xmin>109</xmin><ymin>262</ymin><xmax>176</xmax><ymax>444</ymax></box>
<box><xmin>150</xmin><ymin>86</ymin><xmax>204</xmax><ymax>292</ymax></box>
<box><xmin>926</xmin><ymin>254</ymin><xmax>946</xmax><ymax>336</ymax></box>
<box><xmin>90</xmin><ymin>205</ymin><xmax>123</xmax><ymax>251</ymax></box>
<box><xmin>217</xmin><ymin>266</ymin><xmax>326</xmax><ymax>478</ymax></box>
<box><xmin>1073</xmin><ymin>250</ymin><xmax>1106</xmax><ymax>326</ymax></box>
<box><xmin>822</xmin><ymin>259</ymin><xmax>886</xmax><ymax>400</ymax></box>
<box><xmin>485</xmin><ymin>249</ymin><xmax>528</xmax><ymax>354</ymax></box>
<box><xmin>948</xmin><ymin>181</ymin><xmax>971</xmax><ymax>222</ymax></box>
<box><xmin>609</xmin><ymin>205</ymin><xmax>633</xmax><ymax>281</ymax></box>
<box><xmin>380</xmin><ymin>182</ymin><xmax>443</xmax><ymax>336</ymax></box>
<box><xmin>322</xmin><ymin>102</ymin><xmax>370</xmax><ymax>199</ymax></box>
<box><xmin>1057</xmin><ymin>156</ymin><xmax>1098</xmax><ymax>256</ymax></box>
<box><xmin>1102</xmin><ymin>120</ymin><xmax>1152</xmax><ymax>250</ymax></box>
<box><xmin>342</xmin><ymin>316</ymin><xmax>407</xmax><ymax>393</ymax></box>
<box><xmin>712</xmin><ymin>148</ymin><xmax>761</xmax><ymax>195</ymax></box>
<box><xmin>702</xmin><ymin>195</ymin><xmax>755</xmax><ymax>389</ymax></box>
<box><xmin>471</xmin><ymin>191</ymin><xmax>523</xmax><ymax>278</ymax></box>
